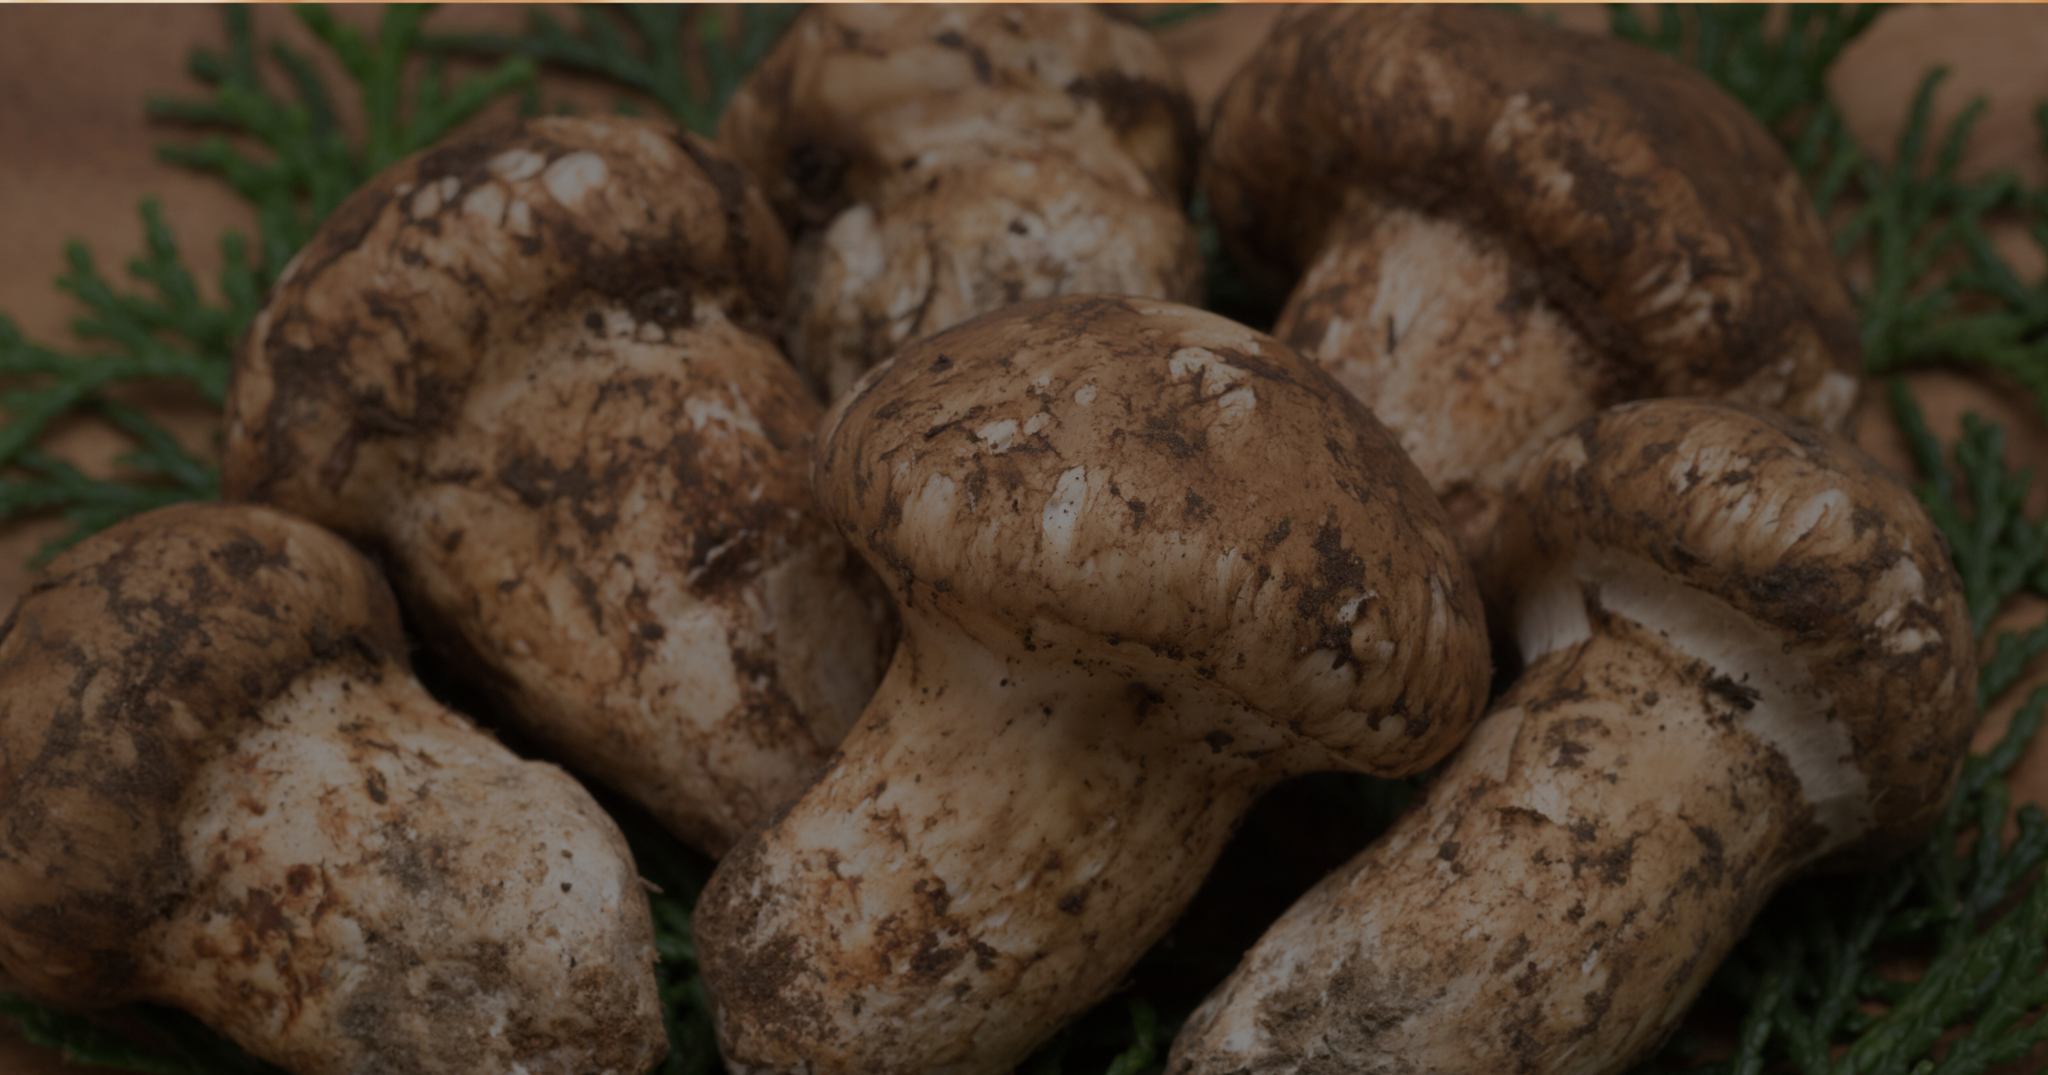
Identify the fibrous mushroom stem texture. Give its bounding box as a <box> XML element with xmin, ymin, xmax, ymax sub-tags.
<box><xmin>1167</xmin><ymin>400</ymin><xmax>1977</xmax><ymax>1075</ymax></box>
<box><xmin>222</xmin><ymin>116</ymin><xmax>893</xmax><ymax>856</ymax></box>
<box><xmin>0</xmin><ymin>503</ymin><xmax>665</xmax><ymax>1075</ymax></box>
<box><xmin>720</xmin><ymin>3</ymin><xmax>1203</xmax><ymax>401</ymax></box>
<box><xmin>694</xmin><ymin>296</ymin><xmax>1492</xmax><ymax>1075</ymax></box>
<box><xmin>1205</xmin><ymin>4</ymin><xmax>1864</xmax><ymax>556</ymax></box>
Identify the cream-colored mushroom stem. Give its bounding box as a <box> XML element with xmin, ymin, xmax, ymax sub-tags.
<box><xmin>696</xmin><ymin>620</ymin><xmax>1327</xmax><ymax>1075</ymax></box>
<box><xmin>1169</xmin><ymin>619</ymin><xmax>1830</xmax><ymax>1075</ymax></box>
<box><xmin>1279</xmin><ymin>204</ymin><xmax>1861</xmax><ymax>558</ymax></box>
<box><xmin>0</xmin><ymin>503</ymin><xmax>665</xmax><ymax>1075</ymax></box>
<box><xmin>150</xmin><ymin>668</ymin><xmax>661</xmax><ymax>1075</ymax></box>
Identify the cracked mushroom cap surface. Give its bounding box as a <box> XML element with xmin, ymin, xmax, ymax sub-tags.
<box><xmin>0</xmin><ymin>503</ymin><xmax>663</xmax><ymax>1075</ymax></box>
<box><xmin>1206</xmin><ymin>5</ymin><xmax>1862</xmax><ymax>552</ymax></box>
<box><xmin>1485</xmin><ymin>399</ymin><xmax>1977</xmax><ymax>861</ymax></box>
<box><xmin>720</xmin><ymin>3</ymin><xmax>1204</xmax><ymax>401</ymax></box>
<box><xmin>721</xmin><ymin>3</ymin><xmax>1197</xmax><ymax>227</ymax></box>
<box><xmin>817</xmin><ymin>294</ymin><xmax>1491</xmax><ymax>774</ymax></box>
<box><xmin>222</xmin><ymin>115</ymin><xmax>893</xmax><ymax>856</ymax></box>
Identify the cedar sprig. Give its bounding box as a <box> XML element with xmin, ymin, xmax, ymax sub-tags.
<box><xmin>1609</xmin><ymin>4</ymin><xmax>1879</xmax><ymax>129</ymax></box>
<box><xmin>1826</xmin><ymin>68</ymin><xmax>2048</xmax><ymax>411</ymax></box>
<box><xmin>1889</xmin><ymin>381</ymin><xmax>2048</xmax><ymax>634</ymax></box>
<box><xmin>150</xmin><ymin>5</ymin><xmax>536</xmax><ymax>283</ymax></box>
<box><xmin>422</xmin><ymin>5</ymin><xmax>798</xmax><ymax>135</ymax></box>
<box><xmin>0</xmin><ymin>201</ymin><xmax>243</xmax><ymax>561</ymax></box>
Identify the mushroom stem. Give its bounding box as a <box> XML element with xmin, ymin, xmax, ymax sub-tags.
<box><xmin>154</xmin><ymin>665</ymin><xmax>660</xmax><ymax>1073</ymax></box>
<box><xmin>1171</xmin><ymin>621</ymin><xmax>1815</xmax><ymax>1075</ymax></box>
<box><xmin>698</xmin><ymin>620</ymin><xmax>1307</xmax><ymax>1075</ymax></box>
<box><xmin>0</xmin><ymin>503</ymin><xmax>667</xmax><ymax>1075</ymax></box>
<box><xmin>1284</xmin><ymin>206</ymin><xmax>1605</xmax><ymax>547</ymax></box>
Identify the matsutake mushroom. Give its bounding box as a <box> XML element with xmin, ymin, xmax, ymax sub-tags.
<box><xmin>721</xmin><ymin>3</ymin><xmax>1203</xmax><ymax>401</ymax></box>
<box><xmin>223</xmin><ymin>116</ymin><xmax>893</xmax><ymax>856</ymax></box>
<box><xmin>693</xmin><ymin>296</ymin><xmax>1491</xmax><ymax>1075</ymax></box>
<box><xmin>0</xmin><ymin>503</ymin><xmax>664</xmax><ymax>1075</ymax></box>
<box><xmin>1205</xmin><ymin>5</ymin><xmax>1863</xmax><ymax>557</ymax></box>
<box><xmin>1168</xmin><ymin>399</ymin><xmax>1975</xmax><ymax>1075</ymax></box>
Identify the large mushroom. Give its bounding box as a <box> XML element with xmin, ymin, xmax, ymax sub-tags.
<box><xmin>693</xmin><ymin>296</ymin><xmax>1491</xmax><ymax>1074</ymax></box>
<box><xmin>1167</xmin><ymin>399</ymin><xmax>1977</xmax><ymax>1075</ymax></box>
<box><xmin>223</xmin><ymin>116</ymin><xmax>893</xmax><ymax>855</ymax></box>
<box><xmin>0</xmin><ymin>503</ymin><xmax>665</xmax><ymax>1075</ymax></box>
<box><xmin>1204</xmin><ymin>5</ymin><xmax>1864</xmax><ymax>556</ymax></box>
<box><xmin>720</xmin><ymin>3</ymin><xmax>1203</xmax><ymax>401</ymax></box>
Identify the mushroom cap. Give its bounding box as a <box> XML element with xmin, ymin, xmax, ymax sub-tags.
<box><xmin>1206</xmin><ymin>4</ymin><xmax>1861</xmax><ymax>424</ymax></box>
<box><xmin>786</xmin><ymin>146</ymin><xmax>1203</xmax><ymax>401</ymax></box>
<box><xmin>225</xmin><ymin>114</ymin><xmax>788</xmax><ymax>512</ymax></box>
<box><xmin>815</xmin><ymin>295</ymin><xmax>1490</xmax><ymax>775</ymax></box>
<box><xmin>1484</xmin><ymin>399</ymin><xmax>1976</xmax><ymax>859</ymax></box>
<box><xmin>721</xmin><ymin>3</ymin><xmax>1197</xmax><ymax>228</ymax></box>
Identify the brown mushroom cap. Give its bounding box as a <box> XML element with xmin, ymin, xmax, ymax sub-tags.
<box><xmin>722</xmin><ymin>4</ymin><xmax>1197</xmax><ymax>227</ymax></box>
<box><xmin>0</xmin><ymin>503</ymin><xmax>664</xmax><ymax>1075</ymax></box>
<box><xmin>223</xmin><ymin>115</ymin><xmax>893</xmax><ymax>855</ymax></box>
<box><xmin>819</xmin><ymin>294</ymin><xmax>1491</xmax><ymax>771</ymax></box>
<box><xmin>720</xmin><ymin>4</ymin><xmax>1203</xmax><ymax>400</ymax></box>
<box><xmin>1485</xmin><ymin>398</ymin><xmax>1976</xmax><ymax>857</ymax></box>
<box><xmin>1205</xmin><ymin>4</ymin><xmax>1862</xmax><ymax>552</ymax></box>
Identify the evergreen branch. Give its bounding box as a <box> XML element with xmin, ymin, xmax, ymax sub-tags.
<box><xmin>0</xmin><ymin>201</ymin><xmax>240</xmax><ymax>559</ymax></box>
<box><xmin>423</xmin><ymin>6</ymin><xmax>798</xmax><ymax>134</ymax></box>
<box><xmin>150</xmin><ymin>4</ymin><xmax>535</xmax><ymax>286</ymax></box>
<box><xmin>1889</xmin><ymin>382</ymin><xmax>2048</xmax><ymax>634</ymax></box>
<box><xmin>1609</xmin><ymin>5</ymin><xmax>1879</xmax><ymax>129</ymax></box>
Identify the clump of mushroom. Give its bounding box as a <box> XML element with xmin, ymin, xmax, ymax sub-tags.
<box><xmin>1205</xmin><ymin>5</ymin><xmax>1864</xmax><ymax>556</ymax></box>
<box><xmin>720</xmin><ymin>3</ymin><xmax>1203</xmax><ymax>401</ymax></box>
<box><xmin>693</xmin><ymin>295</ymin><xmax>1492</xmax><ymax>1075</ymax></box>
<box><xmin>0</xmin><ymin>503</ymin><xmax>665</xmax><ymax>1075</ymax></box>
<box><xmin>223</xmin><ymin>115</ymin><xmax>892</xmax><ymax>856</ymax></box>
<box><xmin>1167</xmin><ymin>399</ymin><xmax>1977</xmax><ymax>1075</ymax></box>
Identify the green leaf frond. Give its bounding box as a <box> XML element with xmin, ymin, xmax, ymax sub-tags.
<box><xmin>422</xmin><ymin>5</ymin><xmax>798</xmax><ymax>135</ymax></box>
<box><xmin>1609</xmin><ymin>4</ymin><xmax>1880</xmax><ymax>129</ymax></box>
<box><xmin>0</xmin><ymin>201</ymin><xmax>238</xmax><ymax>561</ymax></box>
<box><xmin>150</xmin><ymin>5</ymin><xmax>536</xmax><ymax>285</ymax></box>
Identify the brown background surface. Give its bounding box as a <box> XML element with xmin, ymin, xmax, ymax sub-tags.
<box><xmin>3</xmin><ymin>5</ymin><xmax>2047</xmax><ymax>1072</ymax></box>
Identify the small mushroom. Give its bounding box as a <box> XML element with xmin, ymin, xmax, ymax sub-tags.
<box><xmin>1205</xmin><ymin>5</ymin><xmax>1864</xmax><ymax>555</ymax></box>
<box><xmin>223</xmin><ymin>116</ymin><xmax>893</xmax><ymax>855</ymax></box>
<box><xmin>720</xmin><ymin>3</ymin><xmax>1203</xmax><ymax>400</ymax></box>
<box><xmin>693</xmin><ymin>296</ymin><xmax>1491</xmax><ymax>1074</ymax></box>
<box><xmin>1167</xmin><ymin>399</ymin><xmax>1976</xmax><ymax>1075</ymax></box>
<box><xmin>0</xmin><ymin>503</ymin><xmax>664</xmax><ymax>1075</ymax></box>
